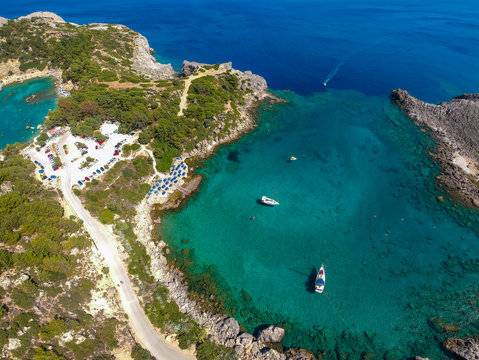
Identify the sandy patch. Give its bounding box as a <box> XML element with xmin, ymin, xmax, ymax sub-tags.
<box><xmin>452</xmin><ymin>152</ymin><xmax>479</xmax><ymax>176</ymax></box>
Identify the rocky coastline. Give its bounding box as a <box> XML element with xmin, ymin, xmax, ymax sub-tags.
<box><xmin>391</xmin><ymin>89</ymin><xmax>479</xmax><ymax>208</ymax></box>
<box><xmin>131</xmin><ymin>61</ymin><xmax>302</xmax><ymax>360</ymax></box>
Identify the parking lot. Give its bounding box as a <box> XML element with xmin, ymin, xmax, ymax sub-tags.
<box><xmin>27</xmin><ymin>123</ymin><xmax>136</xmax><ymax>187</ymax></box>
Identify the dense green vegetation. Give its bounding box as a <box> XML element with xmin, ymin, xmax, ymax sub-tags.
<box><xmin>0</xmin><ymin>144</ymin><xmax>124</xmax><ymax>359</ymax></box>
<box><xmin>0</xmin><ymin>19</ymin><xmax>138</xmax><ymax>84</ymax></box>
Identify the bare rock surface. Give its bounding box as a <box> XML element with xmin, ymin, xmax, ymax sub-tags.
<box><xmin>0</xmin><ymin>17</ymin><xmax>8</xmax><ymax>27</ymax></box>
<box><xmin>392</xmin><ymin>89</ymin><xmax>479</xmax><ymax>207</ymax></box>
<box><xmin>258</xmin><ymin>325</ymin><xmax>286</xmax><ymax>343</ymax></box>
<box><xmin>131</xmin><ymin>35</ymin><xmax>176</xmax><ymax>80</ymax></box>
<box><xmin>18</xmin><ymin>11</ymin><xmax>66</xmax><ymax>23</ymax></box>
<box><xmin>444</xmin><ymin>337</ymin><xmax>479</xmax><ymax>360</ymax></box>
<box><xmin>181</xmin><ymin>60</ymin><xmax>232</xmax><ymax>76</ymax></box>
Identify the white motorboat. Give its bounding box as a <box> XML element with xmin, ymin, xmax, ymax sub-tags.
<box><xmin>260</xmin><ymin>195</ymin><xmax>279</xmax><ymax>206</ymax></box>
<box><xmin>315</xmin><ymin>264</ymin><xmax>325</xmax><ymax>293</ymax></box>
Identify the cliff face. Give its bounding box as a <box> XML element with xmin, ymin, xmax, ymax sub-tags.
<box><xmin>131</xmin><ymin>35</ymin><xmax>176</xmax><ymax>80</ymax></box>
<box><xmin>392</xmin><ymin>89</ymin><xmax>479</xmax><ymax>207</ymax></box>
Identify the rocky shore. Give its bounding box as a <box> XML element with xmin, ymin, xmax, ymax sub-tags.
<box><xmin>391</xmin><ymin>89</ymin><xmax>479</xmax><ymax>207</ymax></box>
<box><xmin>130</xmin><ymin>61</ymin><xmax>304</xmax><ymax>359</ymax></box>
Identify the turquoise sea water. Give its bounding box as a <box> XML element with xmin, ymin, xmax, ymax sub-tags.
<box><xmin>3</xmin><ymin>1</ymin><xmax>479</xmax><ymax>358</ymax></box>
<box><xmin>161</xmin><ymin>90</ymin><xmax>479</xmax><ymax>358</ymax></box>
<box><xmin>0</xmin><ymin>78</ymin><xmax>57</xmax><ymax>148</ymax></box>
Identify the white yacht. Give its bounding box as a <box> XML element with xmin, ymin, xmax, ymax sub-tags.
<box><xmin>315</xmin><ymin>264</ymin><xmax>325</xmax><ymax>293</ymax></box>
<box><xmin>260</xmin><ymin>196</ymin><xmax>279</xmax><ymax>206</ymax></box>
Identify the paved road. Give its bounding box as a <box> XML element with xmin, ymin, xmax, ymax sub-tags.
<box><xmin>57</xmin><ymin>134</ymin><xmax>193</xmax><ymax>360</ymax></box>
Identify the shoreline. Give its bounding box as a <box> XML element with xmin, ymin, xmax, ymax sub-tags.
<box><xmin>132</xmin><ymin>94</ymin><xmax>308</xmax><ymax>360</ymax></box>
<box><xmin>391</xmin><ymin>89</ymin><xmax>479</xmax><ymax>209</ymax></box>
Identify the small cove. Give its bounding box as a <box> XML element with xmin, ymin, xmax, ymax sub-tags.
<box><xmin>0</xmin><ymin>77</ymin><xmax>57</xmax><ymax>149</ymax></box>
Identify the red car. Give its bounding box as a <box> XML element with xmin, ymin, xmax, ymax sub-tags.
<box><xmin>45</xmin><ymin>149</ymin><xmax>50</xmax><ymax>154</ymax></box>
<box><xmin>53</xmin><ymin>167</ymin><xmax>59</xmax><ymax>171</ymax></box>
<box><xmin>95</xmin><ymin>145</ymin><xmax>98</xmax><ymax>150</ymax></box>
<box><xmin>84</xmin><ymin>177</ymin><xmax>90</xmax><ymax>181</ymax></box>
<box><xmin>48</xmin><ymin>154</ymin><xmax>53</xmax><ymax>158</ymax></box>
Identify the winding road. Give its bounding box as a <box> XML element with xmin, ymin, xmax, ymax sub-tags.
<box><xmin>57</xmin><ymin>134</ymin><xmax>193</xmax><ymax>360</ymax></box>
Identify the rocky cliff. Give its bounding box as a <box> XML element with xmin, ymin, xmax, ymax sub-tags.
<box><xmin>392</xmin><ymin>89</ymin><xmax>479</xmax><ymax>207</ymax></box>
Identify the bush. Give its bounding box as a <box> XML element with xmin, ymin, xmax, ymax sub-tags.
<box><xmin>131</xmin><ymin>345</ymin><xmax>154</xmax><ymax>360</ymax></box>
<box><xmin>196</xmin><ymin>339</ymin><xmax>236</xmax><ymax>360</ymax></box>
<box><xmin>99</xmin><ymin>209</ymin><xmax>115</xmax><ymax>224</ymax></box>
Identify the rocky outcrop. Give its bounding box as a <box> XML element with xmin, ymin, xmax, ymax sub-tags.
<box><xmin>131</xmin><ymin>35</ymin><xmax>176</xmax><ymax>80</ymax></box>
<box><xmin>258</xmin><ymin>325</ymin><xmax>285</xmax><ymax>343</ymax></box>
<box><xmin>392</xmin><ymin>89</ymin><xmax>479</xmax><ymax>207</ymax></box>
<box><xmin>237</xmin><ymin>70</ymin><xmax>268</xmax><ymax>93</ymax></box>
<box><xmin>444</xmin><ymin>337</ymin><xmax>479</xmax><ymax>360</ymax></box>
<box><xmin>18</xmin><ymin>11</ymin><xmax>66</xmax><ymax>24</ymax></box>
<box><xmin>0</xmin><ymin>17</ymin><xmax>8</xmax><ymax>27</ymax></box>
<box><xmin>181</xmin><ymin>60</ymin><xmax>232</xmax><ymax>77</ymax></box>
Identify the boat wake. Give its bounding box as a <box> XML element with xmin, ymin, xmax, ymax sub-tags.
<box><xmin>323</xmin><ymin>60</ymin><xmax>345</xmax><ymax>87</ymax></box>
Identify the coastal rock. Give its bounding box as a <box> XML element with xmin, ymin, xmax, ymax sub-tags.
<box><xmin>181</xmin><ymin>60</ymin><xmax>232</xmax><ymax>76</ymax></box>
<box><xmin>18</xmin><ymin>12</ymin><xmax>66</xmax><ymax>24</ymax></box>
<box><xmin>131</xmin><ymin>35</ymin><xmax>176</xmax><ymax>80</ymax></box>
<box><xmin>217</xmin><ymin>317</ymin><xmax>240</xmax><ymax>340</ymax></box>
<box><xmin>0</xmin><ymin>17</ymin><xmax>8</xmax><ymax>27</ymax></box>
<box><xmin>444</xmin><ymin>337</ymin><xmax>479</xmax><ymax>360</ymax></box>
<box><xmin>391</xmin><ymin>89</ymin><xmax>479</xmax><ymax>162</ymax></box>
<box><xmin>258</xmin><ymin>325</ymin><xmax>285</xmax><ymax>343</ymax></box>
<box><xmin>392</xmin><ymin>89</ymin><xmax>479</xmax><ymax>207</ymax></box>
<box><xmin>236</xmin><ymin>333</ymin><xmax>254</xmax><ymax>347</ymax></box>
<box><xmin>415</xmin><ymin>357</ymin><xmax>431</xmax><ymax>360</ymax></box>
<box><xmin>238</xmin><ymin>70</ymin><xmax>268</xmax><ymax>93</ymax></box>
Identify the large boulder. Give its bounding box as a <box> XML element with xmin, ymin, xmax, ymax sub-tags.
<box><xmin>444</xmin><ymin>337</ymin><xmax>479</xmax><ymax>360</ymax></box>
<box><xmin>258</xmin><ymin>325</ymin><xmax>285</xmax><ymax>343</ymax></box>
<box><xmin>216</xmin><ymin>317</ymin><xmax>240</xmax><ymax>340</ymax></box>
<box><xmin>235</xmin><ymin>332</ymin><xmax>254</xmax><ymax>347</ymax></box>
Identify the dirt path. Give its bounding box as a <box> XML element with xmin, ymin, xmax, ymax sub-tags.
<box><xmin>177</xmin><ymin>69</ymin><xmax>226</xmax><ymax>116</ymax></box>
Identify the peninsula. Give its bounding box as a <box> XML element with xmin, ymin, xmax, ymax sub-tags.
<box><xmin>0</xmin><ymin>11</ymin><xmax>297</xmax><ymax>360</ymax></box>
<box><xmin>392</xmin><ymin>89</ymin><xmax>479</xmax><ymax>208</ymax></box>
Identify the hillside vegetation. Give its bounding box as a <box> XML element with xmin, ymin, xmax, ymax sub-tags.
<box><xmin>0</xmin><ymin>144</ymin><xmax>131</xmax><ymax>359</ymax></box>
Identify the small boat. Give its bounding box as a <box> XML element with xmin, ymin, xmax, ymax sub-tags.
<box><xmin>289</xmin><ymin>156</ymin><xmax>297</xmax><ymax>161</ymax></box>
<box><xmin>315</xmin><ymin>264</ymin><xmax>325</xmax><ymax>293</ymax></box>
<box><xmin>260</xmin><ymin>195</ymin><xmax>279</xmax><ymax>206</ymax></box>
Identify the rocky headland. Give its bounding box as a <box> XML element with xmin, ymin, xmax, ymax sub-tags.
<box><xmin>391</xmin><ymin>89</ymin><xmax>479</xmax><ymax>207</ymax></box>
<box><xmin>0</xmin><ymin>11</ymin><xmax>176</xmax><ymax>91</ymax></box>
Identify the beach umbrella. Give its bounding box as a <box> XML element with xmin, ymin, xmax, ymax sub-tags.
<box><xmin>174</xmin><ymin>180</ymin><xmax>178</xmax><ymax>183</ymax></box>
<box><xmin>162</xmin><ymin>191</ymin><xmax>166</xmax><ymax>195</ymax></box>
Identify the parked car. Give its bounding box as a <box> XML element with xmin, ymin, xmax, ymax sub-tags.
<box><xmin>53</xmin><ymin>167</ymin><xmax>59</xmax><ymax>171</ymax></box>
<box><xmin>50</xmin><ymin>175</ymin><xmax>57</xmax><ymax>179</ymax></box>
<box><xmin>96</xmin><ymin>169</ymin><xmax>101</xmax><ymax>174</ymax></box>
<box><xmin>78</xmin><ymin>180</ymin><xmax>83</xmax><ymax>185</ymax></box>
<box><xmin>45</xmin><ymin>149</ymin><xmax>50</xmax><ymax>154</ymax></box>
<box><xmin>84</xmin><ymin>177</ymin><xmax>90</xmax><ymax>181</ymax></box>
<box><xmin>100</xmin><ymin>167</ymin><xmax>105</xmax><ymax>171</ymax></box>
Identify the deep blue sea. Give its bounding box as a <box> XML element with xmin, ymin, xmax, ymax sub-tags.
<box><xmin>3</xmin><ymin>1</ymin><xmax>479</xmax><ymax>358</ymax></box>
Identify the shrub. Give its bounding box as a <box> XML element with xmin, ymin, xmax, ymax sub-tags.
<box><xmin>99</xmin><ymin>209</ymin><xmax>115</xmax><ymax>224</ymax></box>
<box><xmin>131</xmin><ymin>345</ymin><xmax>154</xmax><ymax>360</ymax></box>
